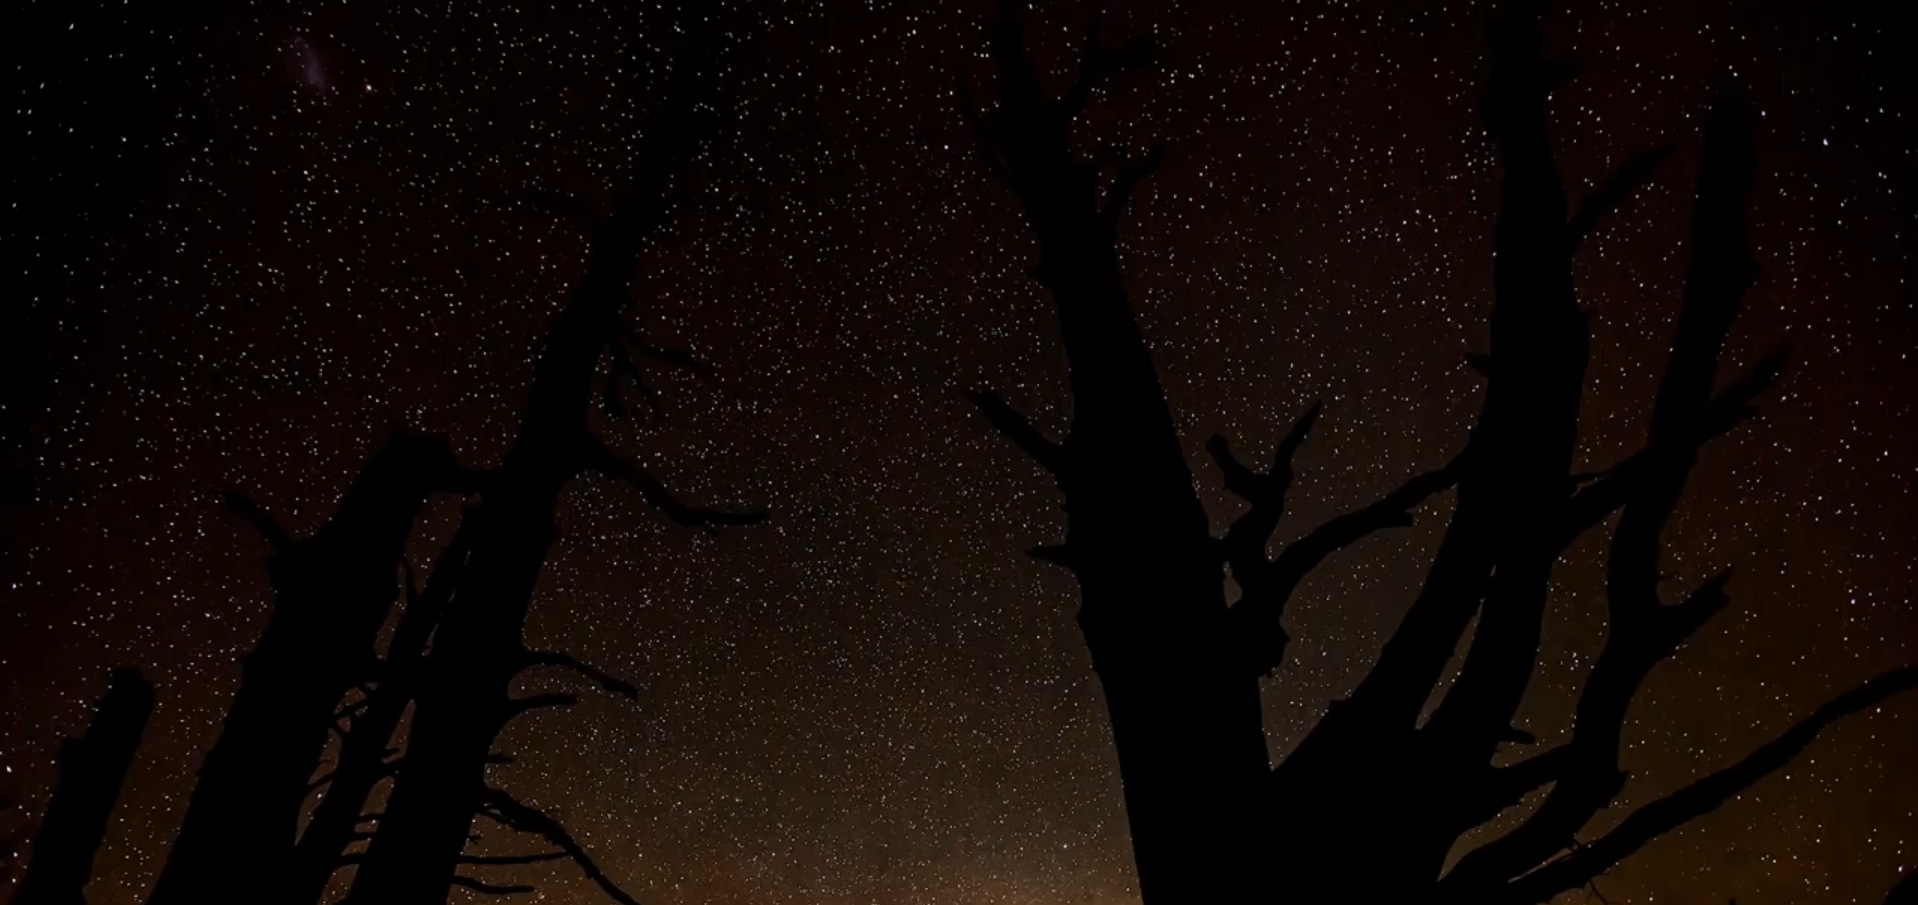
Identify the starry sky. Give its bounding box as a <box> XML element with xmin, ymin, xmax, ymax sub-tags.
<box><xmin>4</xmin><ymin>1</ymin><xmax>1915</xmax><ymax>903</ymax></box>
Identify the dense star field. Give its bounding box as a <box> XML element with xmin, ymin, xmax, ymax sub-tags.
<box><xmin>5</xmin><ymin>0</ymin><xmax>1914</xmax><ymax>903</ymax></box>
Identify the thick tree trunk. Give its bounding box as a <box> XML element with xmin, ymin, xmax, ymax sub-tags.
<box><xmin>145</xmin><ymin>431</ymin><xmax>455</xmax><ymax>905</ymax></box>
<box><xmin>338</xmin><ymin>477</ymin><xmax>566</xmax><ymax>905</ymax></box>
<box><xmin>968</xmin><ymin>12</ymin><xmax>1272</xmax><ymax>897</ymax></box>
<box><xmin>12</xmin><ymin>668</ymin><xmax>154</xmax><ymax>905</ymax></box>
<box><xmin>284</xmin><ymin>519</ymin><xmax>474</xmax><ymax>904</ymax></box>
<box><xmin>340</xmin><ymin>114</ymin><xmax>679</xmax><ymax>902</ymax></box>
<box><xmin>1043</xmin><ymin>248</ymin><xmax>1271</xmax><ymax>904</ymax></box>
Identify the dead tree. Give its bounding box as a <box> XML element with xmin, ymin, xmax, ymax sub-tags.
<box><xmin>12</xmin><ymin>668</ymin><xmax>154</xmax><ymax>905</ymax></box>
<box><xmin>145</xmin><ymin>429</ymin><xmax>463</xmax><ymax>905</ymax></box>
<box><xmin>964</xmin><ymin>1</ymin><xmax>1916</xmax><ymax>902</ymax></box>
<box><xmin>337</xmin><ymin>44</ymin><xmax>761</xmax><ymax>905</ymax></box>
<box><xmin>284</xmin><ymin>513</ymin><xmax>476</xmax><ymax>904</ymax></box>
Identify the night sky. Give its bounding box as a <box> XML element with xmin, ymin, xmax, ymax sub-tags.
<box><xmin>4</xmin><ymin>1</ymin><xmax>1915</xmax><ymax>903</ymax></box>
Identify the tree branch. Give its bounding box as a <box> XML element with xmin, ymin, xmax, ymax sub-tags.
<box><xmin>621</xmin><ymin>329</ymin><xmax>716</xmax><ymax>379</ymax></box>
<box><xmin>219</xmin><ymin>487</ymin><xmax>293</xmax><ymax>551</ymax></box>
<box><xmin>521</xmin><ymin>650</ymin><xmax>639</xmax><ymax>700</ymax></box>
<box><xmin>1229</xmin><ymin>459</ymin><xmax>1459</xmax><ymax>676</ymax></box>
<box><xmin>1498</xmin><ymin>666</ymin><xmax>1918</xmax><ymax>904</ymax></box>
<box><xmin>503</xmin><ymin>693</ymin><xmax>578</xmax><ymax>718</ymax></box>
<box><xmin>1559</xmin><ymin>346</ymin><xmax>1784</xmax><ymax>545</ymax></box>
<box><xmin>583</xmin><ymin>441</ymin><xmax>767</xmax><ymax>531</ymax></box>
<box><xmin>450</xmin><ymin>874</ymin><xmax>537</xmax><ymax>896</ymax></box>
<box><xmin>1565</xmin><ymin>145</ymin><xmax>1674</xmax><ymax>251</ymax></box>
<box><xmin>477</xmin><ymin>787</ymin><xmax>646</xmax><ymax>905</ymax></box>
<box><xmin>1209</xmin><ymin>400</ymin><xmax>1321</xmax><ymax>583</ymax></box>
<box><xmin>602</xmin><ymin>344</ymin><xmax>667</xmax><ymax>422</ymax></box>
<box><xmin>1445</xmin><ymin>94</ymin><xmax>1768</xmax><ymax>892</ymax></box>
<box><xmin>1058</xmin><ymin>0</ymin><xmax>1153</xmax><ymax>119</ymax></box>
<box><xmin>1102</xmin><ymin>144</ymin><xmax>1165</xmax><ymax>224</ymax></box>
<box><xmin>1268</xmin><ymin>460</ymin><xmax>1460</xmax><ymax>587</ymax></box>
<box><xmin>966</xmin><ymin>389</ymin><xmax>1068</xmax><ymax>477</ymax></box>
<box><xmin>459</xmin><ymin>851</ymin><xmax>570</xmax><ymax>866</ymax></box>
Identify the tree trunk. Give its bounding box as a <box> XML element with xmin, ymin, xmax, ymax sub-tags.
<box><xmin>12</xmin><ymin>668</ymin><xmax>154</xmax><ymax>905</ymax></box>
<box><xmin>145</xmin><ymin>430</ymin><xmax>455</xmax><ymax>905</ymax></box>
<box><xmin>284</xmin><ymin>518</ymin><xmax>475</xmax><ymax>904</ymax></box>
<box><xmin>339</xmin><ymin>104</ymin><xmax>681</xmax><ymax>903</ymax></box>
<box><xmin>338</xmin><ymin>477</ymin><xmax>566</xmax><ymax>905</ymax></box>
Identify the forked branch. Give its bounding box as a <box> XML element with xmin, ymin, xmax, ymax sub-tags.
<box><xmin>1210</xmin><ymin>400</ymin><xmax>1321</xmax><ymax>581</ymax></box>
<box><xmin>584</xmin><ymin>441</ymin><xmax>767</xmax><ymax>531</ymax></box>
<box><xmin>1229</xmin><ymin>458</ymin><xmax>1459</xmax><ymax>676</ymax></box>
<box><xmin>1497</xmin><ymin>666</ymin><xmax>1918</xmax><ymax>904</ymax></box>
<box><xmin>477</xmin><ymin>787</ymin><xmax>645</xmax><ymax>905</ymax></box>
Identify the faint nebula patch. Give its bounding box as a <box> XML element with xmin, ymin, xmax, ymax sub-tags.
<box><xmin>286</xmin><ymin>32</ymin><xmax>330</xmax><ymax>92</ymax></box>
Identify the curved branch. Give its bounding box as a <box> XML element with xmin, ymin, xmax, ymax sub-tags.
<box><xmin>460</xmin><ymin>851</ymin><xmax>570</xmax><ymax>866</ymax></box>
<box><xmin>1229</xmin><ymin>459</ymin><xmax>1459</xmax><ymax>676</ymax></box>
<box><xmin>1565</xmin><ymin>145</ymin><xmax>1674</xmax><ymax>251</ymax></box>
<box><xmin>1268</xmin><ymin>460</ymin><xmax>1460</xmax><ymax>587</ymax></box>
<box><xmin>967</xmin><ymin>389</ymin><xmax>1068</xmax><ymax>477</ymax></box>
<box><xmin>521</xmin><ymin>650</ymin><xmax>639</xmax><ymax>700</ymax></box>
<box><xmin>1498</xmin><ymin>666</ymin><xmax>1918</xmax><ymax>904</ymax></box>
<box><xmin>621</xmin><ymin>329</ymin><xmax>716</xmax><ymax>379</ymax></box>
<box><xmin>451</xmin><ymin>874</ymin><xmax>537</xmax><ymax>896</ymax></box>
<box><xmin>584</xmin><ymin>441</ymin><xmax>767</xmax><ymax>531</ymax></box>
<box><xmin>1455</xmin><ymin>743</ymin><xmax>1575</xmax><ymax>828</ymax></box>
<box><xmin>477</xmin><ymin>787</ymin><xmax>646</xmax><ymax>905</ymax></box>
<box><xmin>219</xmin><ymin>487</ymin><xmax>293</xmax><ymax>551</ymax></box>
<box><xmin>504</xmin><ymin>693</ymin><xmax>578</xmax><ymax>718</ymax></box>
<box><xmin>1559</xmin><ymin>346</ymin><xmax>1784</xmax><ymax>544</ymax></box>
<box><xmin>602</xmin><ymin>345</ymin><xmax>666</xmax><ymax>421</ymax></box>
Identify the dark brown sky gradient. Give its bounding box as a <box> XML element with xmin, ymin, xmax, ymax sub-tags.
<box><xmin>4</xmin><ymin>1</ymin><xmax>1915</xmax><ymax>903</ymax></box>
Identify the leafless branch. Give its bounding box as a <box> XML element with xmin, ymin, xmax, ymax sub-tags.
<box><xmin>1565</xmin><ymin>145</ymin><xmax>1674</xmax><ymax>251</ymax></box>
<box><xmin>1229</xmin><ymin>458</ymin><xmax>1459</xmax><ymax>676</ymax></box>
<box><xmin>1498</xmin><ymin>666</ymin><xmax>1918</xmax><ymax>904</ymax></box>
<box><xmin>504</xmin><ymin>694</ymin><xmax>578</xmax><ymax>718</ymax></box>
<box><xmin>460</xmin><ymin>851</ymin><xmax>570</xmax><ymax>866</ymax></box>
<box><xmin>584</xmin><ymin>441</ymin><xmax>767</xmax><ymax>531</ymax></box>
<box><xmin>450</xmin><ymin>874</ymin><xmax>537</xmax><ymax>896</ymax></box>
<box><xmin>477</xmin><ymin>787</ymin><xmax>646</xmax><ymax>905</ymax></box>
<box><xmin>522</xmin><ymin>650</ymin><xmax>640</xmax><ymax>700</ymax></box>
<box><xmin>219</xmin><ymin>487</ymin><xmax>293</xmax><ymax>551</ymax></box>
<box><xmin>1209</xmin><ymin>400</ymin><xmax>1322</xmax><ymax>580</ymax></box>
<box><xmin>967</xmin><ymin>389</ymin><xmax>1068</xmax><ymax>477</ymax></box>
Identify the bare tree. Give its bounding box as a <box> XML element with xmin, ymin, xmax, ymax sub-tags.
<box><xmin>963</xmin><ymin>1</ymin><xmax>1916</xmax><ymax>902</ymax></box>
<box><xmin>284</xmin><ymin>513</ymin><xmax>477</xmax><ymax>904</ymax></box>
<box><xmin>145</xmin><ymin>429</ymin><xmax>463</xmax><ymax>905</ymax></box>
<box><xmin>336</xmin><ymin>34</ymin><xmax>762</xmax><ymax>905</ymax></box>
<box><xmin>12</xmin><ymin>668</ymin><xmax>154</xmax><ymax>905</ymax></box>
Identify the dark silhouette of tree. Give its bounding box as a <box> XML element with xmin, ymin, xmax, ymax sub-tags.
<box><xmin>144</xmin><ymin>429</ymin><xmax>464</xmax><ymax>905</ymax></box>
<box><xmin>336</xmin><ymin>36</ymin><xmax>762</xmax><ymax>905</ymax></box>
<box><xmin>285</xmin><ymin>512</ymin><xmax>477</xmax><ymax>904</ymax></box>
<box><xmin>12</xmin><ymin>668</ymin><xmax>154</xmax><ymax>905</ymax></box>
<box><xmin>963</xmin><ymin>1</ymin><xmax>1917</xmax><ymax>902</ymax></box>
